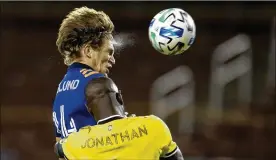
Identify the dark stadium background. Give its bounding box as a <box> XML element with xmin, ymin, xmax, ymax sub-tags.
<box><xmin>1</xmin><ymin>2</ymin><xmax>275</xmax><ymax>160</ymax></box>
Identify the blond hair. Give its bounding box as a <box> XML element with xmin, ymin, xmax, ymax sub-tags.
<box><xmin>56</xmin><ymin>7</ymin><xmax>114</xmax><ymax>65</ymax></box>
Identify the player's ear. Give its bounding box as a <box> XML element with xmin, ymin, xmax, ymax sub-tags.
<box><xmin>83</xmin><ymin>44</ymin><xmax>93</xmax><ymax>58</ymax></box>
<box><xmin>87</xmin><ymin>106</ymin><xmax>93</xmax><ymax>113</ymax></box>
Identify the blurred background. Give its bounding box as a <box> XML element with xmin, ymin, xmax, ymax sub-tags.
<box><xmin>1</xmin><ymin>1</ymin><xmax>275</xmax><ymax>160</ymax></box>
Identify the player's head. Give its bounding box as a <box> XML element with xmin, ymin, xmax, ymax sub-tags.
<box><xmin>56</xmin><ymin>6</ymin><xmax>115</xmax><ymax>74</ymax></box>
<box><xmin>85</xmin><ymin>77</ymin><xmax>125</xmax><ymax>121</ymax></box>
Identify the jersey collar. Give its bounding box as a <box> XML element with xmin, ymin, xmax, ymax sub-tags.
<box><xmin>68</xmin><ymin>62</ymin><xmax>94</xmax><ymax>70</ymax></box>
<box><xmin>97</xmin><ymin>115</ymin><xmax>124</xmax><ymax>125</ymax></box>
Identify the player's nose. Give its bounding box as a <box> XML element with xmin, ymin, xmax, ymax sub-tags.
<box><xmin>109</xmin><ymin>56</ymin><xmax>115</xmax><ymax>65</ymax></box>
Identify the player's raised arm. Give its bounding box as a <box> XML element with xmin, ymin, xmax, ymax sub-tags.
<box><xmin>153</xmin><ymin>116</ymin><xmax>184</xmax><ymax>160</ymax></box>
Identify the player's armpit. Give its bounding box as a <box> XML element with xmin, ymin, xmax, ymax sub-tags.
<box><xmin>160</xmin><ymin>147</ymin><xmax>184</xmax><ymax>160</ymax></box>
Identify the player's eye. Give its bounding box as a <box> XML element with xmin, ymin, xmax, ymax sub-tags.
<box><xmin>116</xmin><ymin>92</ymin><xmax>123</xmax><ymax>105</ymax></box>
<box><xmin>108</xmin><ymin>49</ymin><xmax>114</xmax><ymax>56</ymax></box>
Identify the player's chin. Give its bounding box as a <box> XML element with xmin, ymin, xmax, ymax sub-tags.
<box><xmin>105</xmin><ymin>64</ymin><xmax>113</xmax><ymax>74</ymax></box>
<box><xmin>105</xmin><ymin>68</ymin><xmax>110</xmax><ymax>74</ymax></box>
<box><xmin>103</xmin><ymin>66</ymin><xmax>112</xmax><ymax>74</ymax></box>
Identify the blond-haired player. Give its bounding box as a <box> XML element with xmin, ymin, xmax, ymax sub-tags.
<box><xmin>55</xmin><ymin>77</ymin><xmax>184</xmax><ymax>160</ymax></box>
<box><xmin>53</xmin><ymin>6</ymin><xmax>116</xmax><ymax>145</ymax></box>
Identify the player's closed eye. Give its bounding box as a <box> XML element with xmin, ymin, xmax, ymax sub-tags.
<box><xmin>94</xmin><ymin>90</ymin><xmax>121</xmax><ymax>99</ymax></box>
<box><xmin>115</xmin><ymin>90</ymin><xmax>123</xmax><ymax>105</ymax></box>
<box><xmin>106</xmin><ymin>90</ymin><xmax>123</xmax><ymax>105</ymax></box>
<box><xmin>108</xmin><ymin>48</ymin><xmax>114</xmax><ymax>56</ymax></box>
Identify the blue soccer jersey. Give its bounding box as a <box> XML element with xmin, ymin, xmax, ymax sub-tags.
<box><xmin>52</xmin><ymin>62</ymin><xmax>105</xmax><ymax>138</ymax></box>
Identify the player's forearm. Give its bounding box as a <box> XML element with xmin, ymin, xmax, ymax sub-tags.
<box><xmin>55</xmin><ymin>137</ymin><xmax>65</xmax><ymax>160</ymax></box>
<box><xmin>160</xmin><ymin>149</ymin><xmax>184</xmax><ymax>160</ymax></box>
<box><xmin>55</xmin><ymin>138</ymin><xmax>68</xmax><ymax>160</ymax></box>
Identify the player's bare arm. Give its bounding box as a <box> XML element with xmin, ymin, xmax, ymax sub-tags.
<box><xmin>54</xmin><ymin>140</ymin><xmax>67</xmax><ymax>160</ymax></box>
<box><xmin>160</xmin><ymin>148</ymin><xmax>184</xmax><ymax>160</ymax></box>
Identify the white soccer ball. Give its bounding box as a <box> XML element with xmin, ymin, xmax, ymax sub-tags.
<box><xmin>148</xmin><ymin>8</ymin><xmax>196</xmax><ymax>55</ymax></box>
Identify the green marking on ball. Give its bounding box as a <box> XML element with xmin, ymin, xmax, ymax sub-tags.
<box><xmin>158</xmin><ymin>8</ymin><xmax>174</xmax><ymax>23</ymax></box>
<box><xmin>150</xmin><ymin>32</ymin><xmax>161</xmax><ymax>52</ymax></box>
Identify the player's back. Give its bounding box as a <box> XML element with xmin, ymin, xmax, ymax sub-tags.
<box><xmin>60</xmin><ymin>115</ymin><xmax>177</xmax><ymax>160</ymax></box>
<box><xmin>52</xmin><ymin>62</ymin><xmax>105</xmax><ymax>138</ymax></box>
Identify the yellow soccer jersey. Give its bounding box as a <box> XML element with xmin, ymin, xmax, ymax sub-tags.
<box><xmin>55</xmin><ymin>115</ymin><xmax>178</xmax><ymax>160</ymax></box>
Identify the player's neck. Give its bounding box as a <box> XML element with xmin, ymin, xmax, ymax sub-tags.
<box><xmin>95</xmin><ymin>105</ymin><xmax>124</xmax><ymax>124</ymax></box>
<box><xmin>96</xmin><ymin>109</ymin><xmax>117</xmax><ymax>121</ymax></box>
<box><xmin>97</xmin><ymin>114</ymin><xmax>124</xmax><ymax>124</ymax></box>
<box><xmin>72</xmin><ymin>59</ymin><xmax>94</xmax><ymax>70</ymax></box>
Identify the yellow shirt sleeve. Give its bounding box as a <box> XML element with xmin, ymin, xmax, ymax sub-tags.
<box><xmin>151</xmin><ymin>115</ymin><xmax>178</xmax><ymax>157</ymax></box>
<box><xmin>59</xmin><ymin>133</ymin><xmax>80</xmax><ymax>160</ymax></box>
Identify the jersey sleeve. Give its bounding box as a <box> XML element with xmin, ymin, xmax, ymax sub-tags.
<box><xmin>151</xmin><ymin>115</ymin><xmax>178</xmax><ymax>158</ymax></box>
<box><xmin>54</xmin><ymin>126</ymin><xmax>62</xmax><ymax>138</ymax></box>
<box><xmin>53</xmin><ymin>112</ymin><xmax>61</xmax><ymax>138</ymax></box>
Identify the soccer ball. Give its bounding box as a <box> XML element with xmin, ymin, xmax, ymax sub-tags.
<box><xmin>148</xmin><ymin>8</ymin><xmax>196</xmax><ymax>55</ymax></box>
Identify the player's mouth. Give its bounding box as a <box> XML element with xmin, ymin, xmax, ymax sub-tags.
<box><xmin>107</xmin><ymin>58</ymin><xmax>115</xmax><ymax>68</ymax></box>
